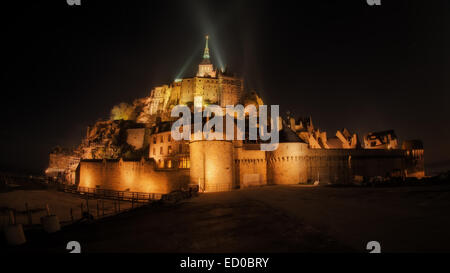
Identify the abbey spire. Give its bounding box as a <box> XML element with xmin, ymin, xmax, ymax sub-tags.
<box><xmin>197</xmin><ymin>35</ymin><xmax>216</xmax><ymax>77</ymax></box>
<box><xmin>203</xmin><ymin>35</ymin><xmax>210</xmax><ymax>60</ymax></box>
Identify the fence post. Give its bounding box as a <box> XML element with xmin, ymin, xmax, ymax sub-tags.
<box><xmin>45</xmin><ymin>204</ymin><xmax>50</xmax><ymax>216</ymax></box>
<box><xmin>102</xmin><ymin>200</ymin><xmax>105</xmax><ymax>216</ymax></box>
<box><xmin>86</xmin><ymin>198</ymin><xmax>89</xmax><ymax>216</ymax></box>
<box><xmin>25</xmin><ymin>202</ymin><xmax>32</xmax><ymax>225</ymax></box>
<box><xmin>9</xmin><ymin>210</ymin><xmax>15</xmax><ymax>225</ymax></box>
<box><xmin>114</xmin><ymin>201</ymin><xmax>117</xmax><ymax>213</ymax></box>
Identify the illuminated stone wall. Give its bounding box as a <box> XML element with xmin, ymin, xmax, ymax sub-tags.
<box><xmin>176</xmin><ymin>76</ymin><xmax>242</xmax><ymax>107</ymax></box>
<box><xmin>180</xmin><ymin>78</ymin><xmax>196</xmax><ymax>105</ymax></box>
<box><xmin>78</xmin><ymin>159</ymin><xmax>189</xmax><ymax>194</ymax></box>
<box><xmin>267</xmin><ymin>143</ymin><xmax>310</xmax><ymax>184</ymax></box>
<box><xmin>234</xmin><ymin>144</ymin><xmax>267</xmax><ymax>188</ymax></box>
<box><xmin>194</xmin><ymin>77</ymin><xmax>219</xmax><ymax>104</ymax></box>
<box><xmin>190</xmin><ymin>140</ymin><xmax>235</xmax><ymax>192</ymax></box>
<box><xmin>79</xmin><ymin>138</ymin><xmax>415</xmax><ymax>195</ymax></box>
<box><xmin>149</xmin><ymin>85</ymin><xmax>171</xmax><ymax>115</ymax></box>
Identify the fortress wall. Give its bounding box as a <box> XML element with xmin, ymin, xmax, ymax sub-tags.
<box><xmin>234</xmin><ymin>145</ymin><xmax>267</xmax><ymax>188</ymax></box>
<box><xmin>347</xmin><ymin>149</ymin><xmax>405</xmax><ymax>178</ymax></box>
<box><xmin>304</xmin><ymin>150</ymin><xmax>352</xmax><ymax>184</ymax></box>
<box><xmin>267</xmin><ymin>143</ymin><xmax>310</xmax><ymax>185</ymax></box>
<box><xmin>304</xmin><ymin>149</ymin><xmax>405</xmax><ymax>184</ymax></box>
<box><xmin>79</xmin><ymin>160</ymin><xmax>189</xmax><ymax>194</ymax></box>
<box><xmin>266</xmin><ymin>144</ymin><xmax>406</xmax><ymax>185</ymax></box>
<box><xmin>190</xmin><ymin>140</ymin><xmax>234</xmax><ymax>192</ymax></box>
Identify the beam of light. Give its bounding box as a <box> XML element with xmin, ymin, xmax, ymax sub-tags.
<box><xmin>190</xmin><ymin>2</ymin><xmax>226</xmax><ymax>71</ymax></box>
<box><xmin>208</xmin><ymin>35</ymin><xmax>225</xmax><ymax>71</ymax></box>
<box><xmin>174</xmin><ymin>44</ymin><xmax>202</xmax><ymax>80</ymax></box>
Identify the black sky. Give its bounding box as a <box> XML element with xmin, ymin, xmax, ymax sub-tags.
<box><xmin>1</xmin><ymin>0</ymin><xmax>449</xmax><ymax>174</ymax></box>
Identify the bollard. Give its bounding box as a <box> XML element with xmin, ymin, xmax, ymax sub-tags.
<box><xmin>4</xmin><ymin>210</ymin><xmax>26</xmax><ymax>245</ymax></box>
<box><xmin>86</xmin><ymin>199</ymin><xmax>89</xmax><ymax>216</ymax></box>
<box><xmin>40</xmin><ymin>215</ymin><xmax>61</xmax><ymax>233</ymax></box>
<box><xmin>4</xmin><ymin>224</ymin><xmax>26</xmax><ymax>246</ymax></box>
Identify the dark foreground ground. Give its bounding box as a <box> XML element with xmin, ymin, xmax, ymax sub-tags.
<box><xmin>3</xmin><ymin>184</ymin><xmax>450</xmax><ymax>253</ymax></box>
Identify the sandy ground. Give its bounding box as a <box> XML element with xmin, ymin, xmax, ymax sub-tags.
<box><xmin>0</xmin><ymin>190</ymin><xmax>134</xmax><ymax>229</ymax></box>
<box><xmin>2</xmin><ymin>184</ymin><xmax>450</xmax><ymax>252</ymax></box>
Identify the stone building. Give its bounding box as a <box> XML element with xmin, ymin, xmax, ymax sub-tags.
<box><xmin>148</xmin><ymin>122</ymin><xmax>190</xmax><ymax>170</ymax></box>
<box><xmin>50</xmin><ymin>36</ymin><xmax>426</xmax><ymax>194</ymax></box>
<box><xmin>77</xmin><ymin>115</ymin><xmax>423</xmax><ymax>194</ymax></box>
<box><xmin>45</xmin><ymin>147</ymin><xmax>80</xmax><ymax>184</ymax></box>
<box><xmin>146</xmin><ymin>36</ymin><xmax>243</xmax><ymax>116</ymax></box>
<box><xmin>402</xmin><ymin>140</ymin><xmax>425</xmax><ymax>178</ymax></box>
<box><xmin>363</xmin><ymin>130</ymin><xmax>399</xmax><ymax>150</ymax></box>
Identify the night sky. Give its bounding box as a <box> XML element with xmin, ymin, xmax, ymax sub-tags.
<box><xmin>1</xmin><ymin>0</ymin><xmax>449</xmax><ymax>174</ymax></box>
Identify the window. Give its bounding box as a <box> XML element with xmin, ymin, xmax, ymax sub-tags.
<box><xmin>168</xmin><ymin>145</ymin><xmax>172</xmax><ymax>154</ymax></box>
<box><xmin>160</xmin><ymin>146</ymin><xmax>163</xmax><ymax>155</ymax></box>
<box><xmin>168</xmin><ymin>134</ymin><xmax>171</xmax><ymax>142</ymax></box>
<box><xmin>179</xmin><ymin>157</ymin><xmax>190</xmax><ymax>169</ymax></box>
<box><xmin>153</xmin><ymin>137</ymin><xmax>156</xmax><ymax>144</ymax></box>
<box><xmin>160</xmin><ymin>136</ymin><xmax>164</xmax><ymax>143</ymax></box>
<box><xmin>153</xmin><ymin>148</ymin><xmax>156</xmax><ymax>156</ymax></box>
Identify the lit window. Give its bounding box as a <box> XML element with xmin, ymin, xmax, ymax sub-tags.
<box><xmin>178</xmin><ymin>157</ymin><xmax>190</xmax><ymax>169</ymax></box>
<box><xmin>168</xmin><ymin>146</ymin><xmax>172</xmax><ymax>154</ymax></box>
<box><xmin>160</xmin><ymin>146</ymin><xmax>163</xmax><ymax>155</ymax></box>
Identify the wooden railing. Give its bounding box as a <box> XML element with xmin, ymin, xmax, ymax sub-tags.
<box><xmin>58</xmin><ymin>184</ymin><xmax>163</xmax><ymax>202</ymax></box>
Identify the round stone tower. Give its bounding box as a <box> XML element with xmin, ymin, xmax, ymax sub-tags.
<box><xmin>267</xmin><ymin>142</ymin><xmax>309</xmax><ymax>184</ymax></box>
<box><xmin>190</xmin><ymin>140</ymin><xmax>234</xmax><ymax>192</ymax></box>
